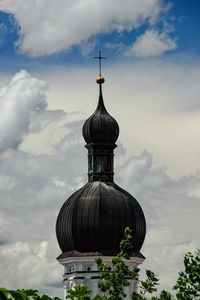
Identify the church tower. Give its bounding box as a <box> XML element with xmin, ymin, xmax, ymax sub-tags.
<box><xmin>56</xmin><ymin>53</ymin><xmax>146</xmax><ymax>299</ymax></box>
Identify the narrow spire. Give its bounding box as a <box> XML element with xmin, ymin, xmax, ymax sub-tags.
<box><xmin>95</xmin><ymin>81</ymin><xmax>106</xmax><ymax>112</ymax></box>
<box><xmin>94</xmin><ymin>50</ymin><xmax>107</xmax><ymax>111</ymax></box>
<box><xmin>94</xmin><ymin>50</ymin><xmax>107</xmax><ymax>77</ymax></box>
<box><xmin>82</xmin><ymin>53</ymin><xmax>119</xmax><ymax>181</ymax></box>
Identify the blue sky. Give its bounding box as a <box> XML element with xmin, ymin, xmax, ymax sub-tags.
<box><xmin>0</xmin><ymin>0</ymin><xmax>200</xmax><ymax>70</ymax></box>
<box><xmin>0</xmin><ymin>0</ymin><xmax>200</xmax><ymax>297</ymax></box>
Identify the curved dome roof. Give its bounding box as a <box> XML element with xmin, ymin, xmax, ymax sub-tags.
<box><xmin>56</xmin><ymin>181</ymin><xmax>146</xmax><ymax>257</ymax></box>
<box><xmin>82</xmin><ymin>85</ymin><xmax>119</xmax><ymax>145</ymax></box>
<box><xmin>56</xmin><ymin>75</ymin><xmax>146</xmax><ymax>258</ymax></box>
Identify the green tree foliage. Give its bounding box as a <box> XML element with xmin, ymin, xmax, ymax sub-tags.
<box><xmin>96</xmin><ymin>256</ymin><xmax>138</xmax><ymax>300</ymax></box>
<box><xmin>0</xmin><ymin>288</ymin><xmax>29</xmax><ymax>300</ymax></box>
<box><xmin>119</xmin><ymin>227</ymin><xmax>134</xmax><ymax>259</ymax></box>
<box><xmin>1</xmin><ymin>229</ymin><xmax>199</xmax><ymax>300</ymax></box>
<box><xmin>95</xmin><ymin>228</ymin><xmax>139</xmax><ymax>300</ymax></box>
<box><xmin>66</xmin><ymin>284</ymin><xmax>91</xmax><ymax>300</ymax></box>
<box><xmin>131</xmin><ymin>270</ymin><xmax>159</xmax><ymax>300</ymax></box>
<box><xmin>140</xmin><ymin>270</ymin><xmax>159</xmax><ymax>295</ymax></box>
<box><xmin>0</xmin><ymin>288</ymin><xmax>61</xmax><ymax>300</ymax></box>
<box><xmin>0</xmin><ymin>288</ymin><xmax>11</xmax><ymax>300</ymax></box>
<box><xmin>66</xmin><ymin>228</ymin><xmax>160</xmax><ymax>300</ymax></box>
<box><xmin>173</xmin><ymin>249</ymin><xmax>200</xmax><ymax>300</ymax></box>
<box><xmin>159</xmin><ymin>290</ymin><xmax>173</xmax><ymax>300</ymax></box>
<box><xmin>66</xmin><ymin>228</ymin><xmax>200</xmax><ymax>300</ymax></box>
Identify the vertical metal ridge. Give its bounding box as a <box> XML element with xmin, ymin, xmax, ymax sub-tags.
<box><xmin>83</xmin><ymin>182</ymin><xmax>96</xmax><ymax>250</ymax></box>
<box><xmin>72</xmin><ymin>183</ymin><xmax>91</xmax><ymax>249</ymax></box>
<box><xmin>114</xmin><ymin>183</ymin><xmax>146</xmax><ymax>251</ymax></box>
<box><xmin>87</xmin><ymin>182</ymin><xmax>100</xmax><ymax>249</ymax></box>
<box><xmin>75</xmin><ymin>182</ymin><xmax>92</xmax><ymax>250</ymax></box>
<box><xmin>93</xmin><ymin>183</ymin><xmax>100</xmax><ymax>249</ymax></box>
<box><xmin>56</xmin><ymin>185</ymin><xmax>86</xmax><ymax>252</ymax></box>
<box><xmin>56</xmin><ymin>181</ymin><xmax>146</xmax><ymax>254</ymax></box>
<box><xmin>115</xmin><ymin>189</ymin><xmax>126</xmax><ymax>249</ymax></box>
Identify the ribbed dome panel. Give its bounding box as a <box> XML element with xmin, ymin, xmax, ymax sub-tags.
<box><xmin>56</xmin><ymin>80</ymin><xmax>146</xmax><ymax>258</ymax></box>
<box><xmin>83</xmin><ymin>112</ymin><xmax>119</xmax><ymax>144</ymax></box>
<box><xmin>56</xmin><ymin>181</ymin><xmax>146</xmax><ymax>256</ymax></box>
<box><xmin>82</xmin><ymin>86</ymin><xmax>119</xmax><ymax>145</ymax></box>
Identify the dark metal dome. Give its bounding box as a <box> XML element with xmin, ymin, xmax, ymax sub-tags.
<box><xmin>56</xmin><ymin>181</ymin><xmax>146</xmax><ymax>257</ymax></box>
<box><xmin>56</xmin><ymin>76</ymin><xmax>146</xmax><ymax>258</ymax></box>
<box><xmin>82</xmin><ymin>85</ymin><xmax>119</xmax><ymax>145</ymax></box>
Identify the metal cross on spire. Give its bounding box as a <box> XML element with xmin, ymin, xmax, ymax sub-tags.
<box><xmin>94</xmin><ymin>50</ymin><xmax>107</xmax><ymax>77</ymax></box>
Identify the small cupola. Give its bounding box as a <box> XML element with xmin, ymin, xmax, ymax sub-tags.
<box><xmin>82</xmin><ymin>77</ymin><xmax>119</xmax><ymax>145</ymax></box>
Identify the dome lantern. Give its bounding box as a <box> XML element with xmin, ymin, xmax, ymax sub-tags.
<box><xmin>56</xmin><ymin>52</ymin><xmax>146</xmax><ymax>299</ymax></box>
<box><xmin>82</xmin><ymin>77</ymin><xmax>119</xmax><ymax>182</ymax></box>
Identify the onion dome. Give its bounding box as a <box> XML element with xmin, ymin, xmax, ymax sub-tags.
<box><xmin>56</xmin><ymin>71</ymin><xmax>146</xmax><ymax>259</ymax></box>
<box><xmin>82</xmin><ymin>79</ymin><xmax>119</xmax><ymax>145</ymax></box>
<box><xmin>56</xmin><ymin>181</ymin><xmax>146</xmax><ymax>257</ymax></box>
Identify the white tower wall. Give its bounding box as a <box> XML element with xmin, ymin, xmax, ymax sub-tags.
<box><xmin>58</xmin><ymin>256</ymin><xmax>144</xmax><ymax>300</ymax></box>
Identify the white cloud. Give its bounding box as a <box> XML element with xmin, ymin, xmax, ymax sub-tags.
<box><xmin>116</xmin><ymin>151</ymin><xmax>200</xmax><ymax>292</ymax></box>
<box><xmin>0</xmin><ymin>70</ymin><xmax>47</xmax><ymax>151</ymax></box>
<box><xmin>0</xmin><ymin>132</ymin><xmax>86</xmax><ymax>296</ymax></box>
<box><xmin>0</xmin><ymin>64</ymin><xmax>200</xmax><ymax>297</ymax></box>
<box><xmin>128</xmin><ymin>29</ymin><xmax>176</xmax><ymax>57</ymax></box>
<box><xmin>0</xmin><ymin>70</ymin><xmax>66</xmax><ymax>152</ymax></box>
<box><xmin>0</xmin><ymin>239</ymin><xmax>62</xmax><ymax>294</ymax></box>
<box><xmin>0</xmin><ymin>141</ymin><xmax>199</xmax><ymax>295</ymax></box>
<box><xmin>44</xmin><ymin>61</ymin><xmax>200</xmax><ymax>177</ymax></box>
<box><xmin>79</xmin><ymin>38</ymin><xmax>97</xmax><ymax>56</ymax></box>
<box><xmin>0</xmin><ymin>0</ymin><xmax>162</xmax><ymax>56</ymax></box>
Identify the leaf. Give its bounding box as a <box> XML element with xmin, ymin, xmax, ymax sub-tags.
<box><xmin>174</xmin><ymin>249</ymin><xmax>200</xmax><ymax>299</ymax></box>
<box><xmin>0</xmin><ymin>288</ymin><xmax>11</xmax><ymax>300</ymax></box>
<box><xmin>66</xmin><ymin>284</ymin><xmax>92</xmax><ymax>300</ymax></box>
<box><xmin>9</xmin><ymin>290</ymin><xmax>29</xmax><ymax>300</ymax></box>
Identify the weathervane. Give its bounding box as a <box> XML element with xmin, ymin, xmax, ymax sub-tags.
<box><xmin>94</xmin><ymin>50</ymin><xmax>107</xmax><ymax>77</ymax></box>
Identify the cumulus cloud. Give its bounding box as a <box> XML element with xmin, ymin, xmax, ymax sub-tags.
<box><xmin>0</xmin><ymin>239</ymin><xmax>62</xmax><ymax>295</ymax></box>
<box><xmin>0</xmin><ymin>70</ymin><xmax>66</xmax><ymax>152</ymax></box>
<box><xmin>0</xmin><ymin>69</ymin><xmax>86</xmax><ymax>294</ymax></box>
<box><xmin>0</xmin><ymin>0</ymin><xmax>162</xmax><ymax>56</ymax></box>
<box><xmin>116</xmin><ymin>151</ymin><xmax>200</xmax><ymax>291</ymax></box>
<box><xmin>128</xmin><ymin>29</ymin><xmax>176</xmax><ymax>57</ymax></box>
<box><xmin>0</xmin><ymin>128</ymin><xmax>86</xmax><ymax>296</ymax></box>
<box><xmin>0</xmin><ymin>65</ymin><xmax>200</xmax><ymax>296</ymax></box>
<box><xmin>0</xmin><ymin>70</ymin><xmax>47</xmax><ymax>151</ymax></box>
<box><xmin>0</xmin><ymin>140</ymin><xmax>199</xmax><ymax>295</ymax></box>
<box><xmin>45</xmin><ymin>60</ymin><xmax>200</xmax><ymax>177</ymax></box>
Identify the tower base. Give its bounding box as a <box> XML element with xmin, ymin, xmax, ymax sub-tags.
<box><xmin>58</xmin><ymin>255</ymin><xmax>144</xmax><ymax>299</ymax></box>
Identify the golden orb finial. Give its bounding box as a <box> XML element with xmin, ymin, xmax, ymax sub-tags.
<box><xmin>96</xmin><ymin>76</ymin><xmax>105</xmax><ymax>84</ymax></box>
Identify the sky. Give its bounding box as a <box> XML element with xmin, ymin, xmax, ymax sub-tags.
<box><xmin>0</xmin><ymin>0</ymin><xmax>200</xmax><ymax>297</ymax></box>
